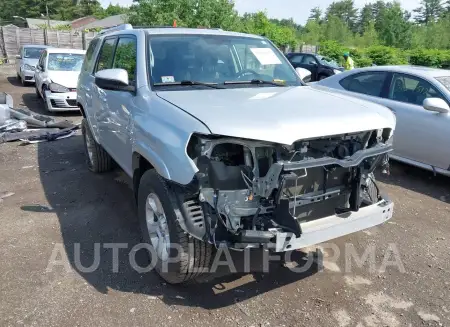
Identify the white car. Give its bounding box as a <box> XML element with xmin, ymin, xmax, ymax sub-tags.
<box><xmin>15</xmin><ymin>45</ymin><xmax>51</xmax><ymax>86</ymax></box>
<box><xmin>35</xmin><ymin>48</ymin><xmax>86</xmax><ymax>112</ymax></box>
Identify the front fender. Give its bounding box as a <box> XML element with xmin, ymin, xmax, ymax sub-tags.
<box><xmin>131</xmin><ymin>91</ymin><xmax>211</xmax><ymax>185</ymax></box>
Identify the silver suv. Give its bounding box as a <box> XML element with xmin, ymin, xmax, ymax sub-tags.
<box><xmin>77</xmin><ymin>24</ymin><xmax>396</xmax><ymax>284</ymax></box>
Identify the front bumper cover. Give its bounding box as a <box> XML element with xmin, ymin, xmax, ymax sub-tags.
<box><xmin>44</xmin><ymin>91</ymin><xmax>79</xmax><ymax>111</ymax></box>
<box><xmin>273</xmin><ymin>197</ymin><xmax>393</xmax><ymax>252</ymax></box>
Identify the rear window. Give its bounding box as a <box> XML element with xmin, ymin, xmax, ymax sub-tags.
<box><xmin>436</xmin><ymin>76</ymin><xmax>450</xmax><ymax>91</ymax></box>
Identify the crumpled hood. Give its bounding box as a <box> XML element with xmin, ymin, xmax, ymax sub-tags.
<box><xmin>47</xmin><ymin>71</ymin><xmax>80</xmax><ymax>88</ymax></box>
<box><xmin>156</xmin><ymin>86</ymin><xmax>396</xmax><ymax>145</ymax></box>
<box><xmin>22</xmin><ymin>58</ymin><xmax>39</xmax><ymax>68</ymax></box>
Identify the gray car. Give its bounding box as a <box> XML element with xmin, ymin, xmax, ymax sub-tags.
<box><xmin>15</xmin><ymin>45</ymin><xmax>51</xmax><ymax>86</ymax></box>
<box><xmin>77</xmin><ymin>24</ymin><xmax>395</xmax><ymax>284</ymax></box>
<box><xmin>315</xmin><ymin>66</ymin><xmax>450</xmax><ymax>176</ymax></box>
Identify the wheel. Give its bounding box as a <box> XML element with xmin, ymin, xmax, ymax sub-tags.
<box><xmin>81</xmin><ymin>118</ymin><xmax>113</xmax><ymax>173</ymax></box>
<box><xmin>138</xmin><ymin>169</ymin><xmax>213</xmax><ymax>284</ymax></box>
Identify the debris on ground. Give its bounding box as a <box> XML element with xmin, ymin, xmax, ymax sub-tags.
<box><xmin>0</xmin><ymin>191</ymin><xmax>15</xmax><ymax>202</ymax></box>
<box><xmin>0</xmin><ymin>94</ymin><xmax>79</xmax><ymax>144</ymax></box>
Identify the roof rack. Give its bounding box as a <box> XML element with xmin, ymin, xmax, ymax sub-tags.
<box><xmin>99</xmin><ymin>24</ymin><xmax>133</xmax><ymax>35</ymax></box>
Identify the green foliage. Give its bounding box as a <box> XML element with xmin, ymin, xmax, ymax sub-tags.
<box><xmin>365</xmin><ymin>45</ymin><xmax>407</xmax><ymax>65</ymax></box>
<box><xmin>408</xmin><ymin>48</ymin><xmax>450</xmax><ymax>67</ymax></box>
<box><xmin>0</xmin><ymin>0</ymin><xmax>124</xmax><ymax>22</ymax></box>
<box><xmin>318</xmin><ymin>40</ymin><xmax>345</xmax><ymax>62</ymax></box>
<box><xmin>36</xmin><ymin>23</ymin><xmax>72</xmax><ymax>30</ymax></box>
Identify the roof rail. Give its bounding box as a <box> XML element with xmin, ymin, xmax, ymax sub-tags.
<box><xmin>99</xmin><ymin>23</ymin><xmax>133</xmax><ymax>35</ymax></box>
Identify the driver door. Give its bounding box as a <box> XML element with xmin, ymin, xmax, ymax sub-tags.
<box><xmin>382</xmin><ymin>73</ymin><xmax>450</xmax><ymax>170</ymax></box>
<box><xmin>300</xmin><ymin>55</ymin><xmax>319</xmax><ymax>81</ymax></box>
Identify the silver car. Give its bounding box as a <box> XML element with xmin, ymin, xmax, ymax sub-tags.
<box><xmin>15</xmin><ymin>45</ymin><xmax>51</xmax><ymax>86</ymax></box>
<box><xmin>315</xmin><ymin>66</ymin><xmax>450</xmax><ymax>176</ymax></box>
<box><xmin>77</xmin><ymin>24</ymin><xmax>395</xmax><ymax>284</ymax></box>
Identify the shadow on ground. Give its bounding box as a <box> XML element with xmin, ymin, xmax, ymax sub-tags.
<box><xmin>31</xmin><ymin>134</ymin><xmax>319</xmax><ymax>310</ymax></box>
<box><xmin>376</xmin><ymin>160</ymin><xmax>450</xmax><ymax>202</ymax></box>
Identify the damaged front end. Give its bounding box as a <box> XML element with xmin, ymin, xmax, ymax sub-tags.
<box><xmin>173</xmin><ymin>128</ymin><xmax>394</xmax><ymax>251</ymax></box>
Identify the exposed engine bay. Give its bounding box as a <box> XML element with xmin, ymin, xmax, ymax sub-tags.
<box><xmin>179</xmin><ymin>129</ymin><xmax>393</xmax><ymax>248</ymax></box>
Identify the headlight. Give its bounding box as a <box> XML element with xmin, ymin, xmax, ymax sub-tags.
<box><xmin>333</xmin><ymin>69</ymin><xmax>342</xmax><ymax>74</ymax></box>
<box><xmin>49</xmin><ymin>83</ymin><xmax>69</xmax><ymax>93</ymax></box>
<box><xmin>23</xmin><ymin>64</ymin><xmax>35</xmax><ymax>71</ymax></box>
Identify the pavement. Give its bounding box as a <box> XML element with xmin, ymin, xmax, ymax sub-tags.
<box><xmin>0</xmin><ymin>73</ymin><xmax>449</xmax><ymax>327</ymax></box>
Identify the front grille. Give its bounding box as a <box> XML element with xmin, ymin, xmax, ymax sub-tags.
<box><xmin>66</xmin><ymin>99</ymin><xmax>77</xmax><ymax>106</ymax></box>
<box><xmin>50</xmin><ymin>99</ymin><xmax>77</xmax><ymax>108</ymax></box>
<box><xmin>25</xmin><ymin>76</ymin><xmax>33</xmax><ymax>80</ymax></box>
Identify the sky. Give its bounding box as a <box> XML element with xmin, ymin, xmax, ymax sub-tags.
<box><xmin>99</xmin><ymin>0</ymin><xmax>421</xmax><ymax>24</ymax></box>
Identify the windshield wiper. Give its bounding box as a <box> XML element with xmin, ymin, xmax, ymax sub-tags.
<box><xmin>154</xmin><ymin>80</ymin><xmax>225</xmax><ymax>89</ymax></box>
<box><xmin>224</xmin><ymin>79</ymin><xmax>286</xmax><ymax>86</ymax></box>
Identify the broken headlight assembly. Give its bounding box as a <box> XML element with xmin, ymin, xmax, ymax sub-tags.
<box><xmin>180</xmin><ymin>130</ymin><xmax>393</xmax><ymax>248</ymax></box>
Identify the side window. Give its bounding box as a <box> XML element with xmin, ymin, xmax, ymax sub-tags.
<box><xmin>82</xmin><ymin>38</ymin><xmax>99</xmax><ymax>73</ymax></box>
<box><xmin>339</xmin><ymin>72</ymin><xmax>388</xmax><ymax>97</ymax></box>
<box><xmin>95</xmin><ymin>38</ymin><xmax>117</xmax><ymax>73</ymax></box>
<box><xmin>388</xmin><ymin>73</ymin><xmax>445</xmax><ymax>106</ymax></box>
<box><xmin>302</xmin><ymin>55</ymin><xmax>317</xmax><ymax>65</ymax></box>
<box><xmin>289</xmin><ymin>55</ymin><xmax>303</xmax><ymax>64</ymax></box>
<box><xmin>112</xmin><ymin>36</ymin><xmax>137</xmax><ymax>82</ymax></box>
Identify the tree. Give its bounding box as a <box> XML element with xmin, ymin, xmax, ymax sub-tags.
<box><xmin>413</xmin><ymin>0</ymin><xmax>444</xmax><ymax>24</ymax></box>
<box><xmin>354</xmin><ymin>21</ymin><xmax>379</xmax><ymax>47</ymax></box>
<box><xmin>376</xmin><ymin>1</ymin><xmax>413</xmax><ymax>48</ymax></box>
<box><xmin>128</xmin><ymin>0</ymin><xmax>240</xmax><ymax>30</ymax></box>
<box><xmin>325</xmin><ymin>0</ymin><xmax>358</xmax><ymax>31</ymax></box>
<box><xmin>322</xmin><ymin>15</ymin><xmax>353</xmax><ymax>44</ymax></box>
<box><xmin>308</xmin><ymin>7</ymin><xmax>323</xmax><ymax>22</ymax></box>
<box><xmin>358</xmin><ymin>4</ymin><xmax>374</xmax><ymax>34</ymax></box>
<box><xmin>301</xmin><ymin>20</ymin><xmax>323</xmax><ymax>44</ymax></box>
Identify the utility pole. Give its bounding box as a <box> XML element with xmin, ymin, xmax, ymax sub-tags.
<box><xmin>46</xmin><ymin>2</ymin><xmax>50</xmax><ymax>29</ymax></box>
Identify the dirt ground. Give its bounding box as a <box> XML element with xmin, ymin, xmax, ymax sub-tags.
<box><xmin>1</xmin><ymin>73</ymin><xmax>449</xmax><ymax>327</ymax></box>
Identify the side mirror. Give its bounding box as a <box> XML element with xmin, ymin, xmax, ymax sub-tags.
<box><xmin>423</xmin><ymin>98</ymin><xmax>449</xmax><ymax>114</ymax></box>
<box><xmin>295</xmin><ymin>67</ymin><xmax>312</xmax><ymax>83</ymax></box>
<box><xmin>95</xmin><ymin>69</ymin><xmax>134</xmax><ymax>92</ymax></box>
<box><xmin>16</xmin><ymin>55</ymin><xmax>22</xmax><ymax>59</ymax></box>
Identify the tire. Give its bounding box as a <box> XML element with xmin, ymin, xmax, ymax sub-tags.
<box><xmin>81</xmin><ymin>118</ymin><xmax>113</xmax><ymax>173</ymax></box>
<box><xmin>138</xmin><ymin>169</ymin><xmax>213</xmax><ymax>284</ymax></box>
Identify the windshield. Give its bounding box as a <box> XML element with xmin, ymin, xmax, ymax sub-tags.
<box><xmin>47</xmin><ymin>53</ymin><xmax>84</xmax><ymax>71</ymax></box>
<box><xmin>317</xmin><ymin>55</ymin><xmax>340</xmax><ymax>69</ymax></box>
<box><xmin>148</xmin><ymin>34</ymin><xmax>301</xmax><ymax>88</ymax></box>
<box><xmin>436</xmin><ymin>76</ymin><xmax>450</xmax><ymax>92</ymax></box>
<box><xmin>24</xmin><ymin>47</ymin><xmax>45</xmax><ymax>59</ymax></box>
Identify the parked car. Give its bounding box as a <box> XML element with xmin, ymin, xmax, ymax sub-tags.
<box><xmin>314</xmin><ymin>65</ymin><xmax>450</xmax><ymax>176</ymax></box>
<box><xmin>35</xmin><ymin>48</ymin><xmax>86</xmax><ymax>112</ymax></box>
<box><xmin>15</xmin><ymin>45</ymin><xmax>51</xmax><ymax>86</ymax></box>
<box><xmin>286</xmin><ymin>52</ymin><xmax>344</xmax><ymax>81</ymax></box>
<box><xmin>78</xmin><ymin>24</ymin><xmax>395</xmax><ymax>284</ymax></box>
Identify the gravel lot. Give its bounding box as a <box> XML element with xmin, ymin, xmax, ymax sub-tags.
<box><xmin>1</xmin><ymin>73</ymin><xmax>449</xmax><ymax>327</ymax></box>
